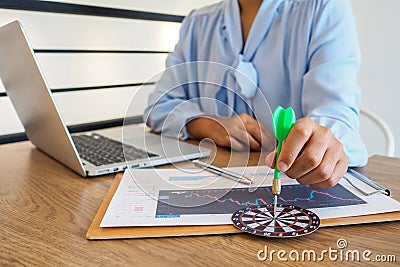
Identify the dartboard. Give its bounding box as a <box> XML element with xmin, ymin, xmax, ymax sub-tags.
<box><xmin>231</xmin><ymin>204</ymin><xmax>320</xmax><ymax>238</ymax></box>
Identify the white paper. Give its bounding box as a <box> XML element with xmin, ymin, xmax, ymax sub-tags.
<box><xmin>101</xmin><ymin>166</ymin><xmax>400</xmax><ymax>227</ymax></box>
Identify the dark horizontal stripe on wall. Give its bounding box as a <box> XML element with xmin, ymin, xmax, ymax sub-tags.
<box><xmin>34</xmin><ymin>49</ymin><xmax>171</xmax><ymax>54</ymax></box>
<box><xmin>53</xmin><ymin>82</ymin><xmax>156</xmax><ymax>93</ymax></box>
<box><xmin>0</xmin><ymin>82</ymin><xmax>156</xmax><ymax>97</ymax></box>
<box><xmin>0</xmin><ymin>132</ymin><xmax>27</xmax><ymax>144</ymax></box>
<box><xmin>0</xmin><ymin>115</ymin><xmax>143</xmax><ymax>144</ymax></box>
<box><xmin>0</xmin><ymin>0</ymin><xmax>184</xmax><ymax>23</ymax></box>
<box><xmin>68</xmin><ymin>115</ymin><xmax>143</xmax><ymax>133</ymax></box>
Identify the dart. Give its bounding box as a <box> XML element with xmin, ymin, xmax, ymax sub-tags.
<box><xmin>271</xmin><ymin>106</ymin><xmax>296</xmax><ymax>218</ymax></box>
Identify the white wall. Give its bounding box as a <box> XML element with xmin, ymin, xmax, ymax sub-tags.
<box><xmin>351</xmin><ymin>0</ymin><xmax>400</xmax><ymax>157</ymax></box>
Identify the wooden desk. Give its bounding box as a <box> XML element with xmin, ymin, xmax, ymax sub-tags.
<box><xmin>1</xmin><ymin>141</ymin><xmax>399</xmax><ymax>266</ymax></box>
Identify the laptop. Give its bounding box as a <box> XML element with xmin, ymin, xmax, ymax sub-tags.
<box><xmin>0</xmin><ymin>20</ymin><xmax>211</xmax><ymax>176</ymax></box>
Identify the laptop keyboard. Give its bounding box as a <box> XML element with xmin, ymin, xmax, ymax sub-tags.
<box><xmin>72</xmin><ymin>134</ymin><xmax>158</xmax><ymax>166</ymax></box>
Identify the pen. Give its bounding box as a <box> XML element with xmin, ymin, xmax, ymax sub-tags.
<box><xmin>347</xmin><ymin>168</ymin><xmax>390</xmax><ymax>196</ymax></box>
<box><xmin>192</xmin><ymin>160</ymin><xmax>252</xmax><ymax>185</ymax></box>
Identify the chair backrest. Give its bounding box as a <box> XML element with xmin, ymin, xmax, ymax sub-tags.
<box><xmin>359</xmin><ymin>108</ymin><xmax>395</xmax><ymax>157</ymax></box>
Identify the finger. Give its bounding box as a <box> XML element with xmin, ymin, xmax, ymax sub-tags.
<box><xmin>247</xmin><ymin>121</ymin><xmax>275</xmax><ymax>152</ymax></box>
<box><xmin>240</xmin><ymin>116</ymin><xmax>274</xmax><ymax>152</ymax></box>
<box><xmin>265</xmin><ymin>150</ymin><xmax>276</xmax><ymax>167</ymax></box>
<box><xmin>216</xmin><ymin>115</ymin><xmax>258</xmax><ymax>150</ymax></box>
<box><xmin>231</xmin><ymin>119</ymin><xmax>261</xmax><ymax>150</ymax></box>
<box><xmin>237</xmin><ymin>114</ymin><xmax>264</xmax><ymax>149</ymax></box>
<box><xmin>259</xmin><ymin>126</ymin><xmax>275</xmax><ymax>152</ymax></box>
<box><xmin>230</xmin><ymin>136</ymin><xmax>247</xmax><ymax>151</ymax></box>
<box><xmin>277</xmin><ymin>119</ymin><xmax>314</xmax><ymax>172</ymax></box>
<box><xmin>309</xmin><ymin>159</ymin><xmax>348</xmax><ymax>189</ymax></box>
<box><xmin>295</xmin><ymin>148</ymin><xmax>338</xmax><ymax>185</ymax></box>
<box><xmin>238</xmin><ymin>113</ymin><xmax>253</xmax><ymax>123</ymax></box>
<box><xmin>243</xmin><ymin>118</ymin><xmax>263</xmax><ymax>143</ymax></box>
<box><xmin>239</xmin><ymin>131</ymin><xmax>261</xmax><ymax>151</ymax></box>
<box><xmin>284</xmin><ymin>127</ymin><xmax>330</xmax><ymax>178</ymax></box>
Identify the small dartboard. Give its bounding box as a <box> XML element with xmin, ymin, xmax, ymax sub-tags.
<box><xmin>231</xmin><ymin>204</ymin><xmax>320</xmax><ymax>238</ymax></box>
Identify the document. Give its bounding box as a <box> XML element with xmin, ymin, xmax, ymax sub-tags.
<box><xmin>101</xmin><ymin>166</ymin><xmax>400</xmax><ymax>227</ymax></box>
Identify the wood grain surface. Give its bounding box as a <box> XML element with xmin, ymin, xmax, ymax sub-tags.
<box><xmin>1</xmin><ymin>141</ymin><xmax>399</xmax><ymax>266</ymax></box>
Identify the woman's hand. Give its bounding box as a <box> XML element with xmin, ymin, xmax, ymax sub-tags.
<box><xmin>186</xmin><ymin>113</ymin><xmax>274</xmax><ymax>151</ymax></box>
<box><xmin>265</xmin><ymin>117</ymin><xmax>348</xmax><ymax>188</ymax></box>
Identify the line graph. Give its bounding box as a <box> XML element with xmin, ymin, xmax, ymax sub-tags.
<box><xmin>155</xmin><ymin>184</ymin><xmax>366</xmax><ymax>216</ymax></box>
<box><xmin>169</xmin><ymin>174</ymin><xmax>221</xmax><ymax>181</ymax></box>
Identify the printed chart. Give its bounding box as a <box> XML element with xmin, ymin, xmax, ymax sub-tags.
<box><xmin>101</xmin><ymin>167</ymin><xmax>400</xmax><ymax>227</ymax></box>
<box><xmin>156</xmin><ymin>184</ymin><xmax>366</xmax><ymax>217</ymax></box>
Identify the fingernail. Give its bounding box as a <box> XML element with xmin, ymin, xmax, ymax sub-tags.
<box><xmin>278</xmin><ymin>162</ymin><xmax>288</xmax><ymax>172</ymax></box>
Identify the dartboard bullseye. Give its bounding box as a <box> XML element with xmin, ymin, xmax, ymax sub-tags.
<box><xmin>231</xmin><ymin>204</ymin><xmax>320</xmax><ymax>238</ymax></box>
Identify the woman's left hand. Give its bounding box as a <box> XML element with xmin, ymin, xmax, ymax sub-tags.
<box><xmin>265</xmin><ymin>118</ymin><xmax>349</xmax><ymax>188</ymax></box>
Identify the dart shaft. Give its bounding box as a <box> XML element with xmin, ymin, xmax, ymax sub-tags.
<box><xmin>272</xmin><ymin>179</ymin><xmax>281</xmax><ymax>219</ymax></box>
<box><xmin>274</xmin><ymin>142</ymin><xmax>282</xmax><ymax>180</ymax></box>
<box><xmin>272</xmin><ymin>142</ymin><xmax>282</xmax><ymax>218</ymax></box>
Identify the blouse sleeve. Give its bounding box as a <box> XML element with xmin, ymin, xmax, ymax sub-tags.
<box><xmin>302</xmin><ymin>0</ymin><xmax>368</xmax><ymax>166</ymax></box>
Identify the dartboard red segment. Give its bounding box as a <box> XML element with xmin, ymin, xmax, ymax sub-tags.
<box><xmin>231</xmin><ymin>204</ymin><xmax>320</xmax><ymax>238</ymax></box>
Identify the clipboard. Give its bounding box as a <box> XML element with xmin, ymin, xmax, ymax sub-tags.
<box><xmin>86</xmin><ymin>173</ymin><xmax>400</xmax><ymax>240</ymax></box>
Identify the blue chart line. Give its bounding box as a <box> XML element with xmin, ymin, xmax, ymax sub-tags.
<box><xmin>169</xmin><ymin>174</ymin><xmax>221</xmax><ymax>181</ymax></box>
<box><xmin>155</xmin><ymin>184</ymin><xmax>366</xmax><ymax>216</ymax></box>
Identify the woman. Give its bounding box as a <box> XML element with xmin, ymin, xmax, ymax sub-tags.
<box><xmin>144</xmin><ymin>0</ymin><xmax>368</xmax><ymax>188</ymax></box>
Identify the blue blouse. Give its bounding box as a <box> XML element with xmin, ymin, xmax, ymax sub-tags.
<box><xmin>144</xmin><ymin>0</ymin><xmax>368</xmax><ymax>167</ymax></box>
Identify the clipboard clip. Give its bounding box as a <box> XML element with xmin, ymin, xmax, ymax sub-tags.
<box><xmin>345</xmin><ymin>168</ymin><xmax>390</xmax><ymax>196</ymax></box>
